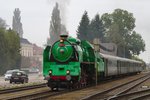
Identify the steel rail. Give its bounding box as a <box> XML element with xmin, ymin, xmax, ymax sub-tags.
<box><xmin>108</xmin><ymin>75</ymin><xmax>150</xmax><ymax>100</ymax></box>
<box><xmin>0</xmin><ymin>83</ymin><xmax>46</xmax><ymax>94</ymax></box>
<box><xmin>109</xmin><ymin>88</ymin><xmax>150</xmax><ymax>100</ymax></box>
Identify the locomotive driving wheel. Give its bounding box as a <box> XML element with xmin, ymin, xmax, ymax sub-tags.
<box><xmin>73</xmin><ymin>70</ymin><xmax>88</xmax><ymax>88</ymax></box>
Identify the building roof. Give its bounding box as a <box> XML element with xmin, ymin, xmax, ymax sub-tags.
<box><xmin>20</xmin><ymin>38</ymin><xmax>31</xmax><ymax>44</ymax></box>
<box><xmin>33</xmin><ymin>44</ymin><xmax>43</xmax><ymax>55</ymax></box>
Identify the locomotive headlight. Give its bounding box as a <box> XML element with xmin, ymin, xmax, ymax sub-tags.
<box><xmin>60</xmin><ymin>39</ymin><xmax>64</xmax><ymax>43</ymax></box>
<box><xmin>66</xmin><ymin>70</ymin><xmax>70</xmax><ymax>74</ymax></box>
<box><xmin>49</xmin><ymin>70</ymin><xmax>52</xmax><ymax>74</ymax></box>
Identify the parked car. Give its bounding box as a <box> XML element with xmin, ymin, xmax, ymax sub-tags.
<box><xmin>4</xmin><ymin>70</ymin><xmax>20</xmax><ymax>81</ymax></box>
<box><xmin>4</xmin><ymin>70</ymin><xmax>14</xmax><ymax>81</ymax></box>
<box><xmin>10</xmin><ymin>71</ymin><xmax>28</xmax><ymax>84</ymax></box>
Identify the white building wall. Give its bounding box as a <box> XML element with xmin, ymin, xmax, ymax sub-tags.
<box><xmin>20</xmin><ymin>43</ymin><xmax>33</xmax><ymax>57</ymax></box>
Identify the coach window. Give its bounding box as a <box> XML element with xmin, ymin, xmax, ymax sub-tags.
<box><xmin>123</xmin><ymin>62</ymin><xmax>125</xmax><ymax>67</ymax></box>
<box><xmin>120</xmin><ymin>61</ymin><xmax>122</xmax><ymax>67</ymax></box>
<box><xmin>124</xmin><ymin>62</ymin><xmax>126</xmax><ymax>67</ymax></box>
<box><xmin>122</xmin><ymin>62</ymin><xmax>124</xmax><ymax>67</ymax></box>
<box><xmin>122</xmin><ymin>61</ymin><xmax>123</xmax><ymax>67</ymax></box>
<box><xmin>121</xmin><ymin>62</ymin><xmax>122</xmax><ymax>67</ymax></box>
<box><xmin>117</xmin><ymin>61</ymin><xmax>120</xmax><ymax>67</ymax></box>
<box><xmin>125</xmin><ymin>62</ymin><xmax>127</xmax><ymax>67</ymax></box>
<box><xmin>126</xmin><ymin>62</ymin><xmax>128</xmax><ymax>67</ymax></box>
<box><xmin>133</xmin><ymin>63</ymin><xmax>134</xmax><ymax>67</ymax></box>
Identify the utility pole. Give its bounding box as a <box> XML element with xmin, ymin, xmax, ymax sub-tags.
<box><xmin>93</xmin><ymin>38</ymin><xmax>100</xmax><ymax>86</ymax></box>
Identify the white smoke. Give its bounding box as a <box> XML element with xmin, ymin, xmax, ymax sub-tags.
<box><xmin>47</xmin><ymin>0</ymin><xmax>70</xmax><ymax>26</ymax></box>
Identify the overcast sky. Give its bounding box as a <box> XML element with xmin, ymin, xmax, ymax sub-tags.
<box><xmin>0</xmin><ymin>0</ymin><xmax>150</xmax><ymax>63</ymax></box>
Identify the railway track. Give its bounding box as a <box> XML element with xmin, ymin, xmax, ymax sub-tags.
<box><xmin>82</xmin><ymin>73</ymin><xmax>150</xmax><ymax>100</ymax></box>
<box><xmin>5</xmin><ymin>86</ymin><xmax>91</xmax><ymax>99</ymax></box>
<box><xmin>5</xmin><ymin>85</ymin><xmax>92</xmax><ymax>100</ymax></box>
<box><xmin>6</xmin><ymin>89</ymin><xmax>66</xmax><ymax>100</ymax></box>
<box><xmin>0</xmin><ymin>83</ymin><xmax>46</xmax><ymax>94</ymax></box>
<box><xmin>110</xmin><ymin>88</ymin><xmax>150</xmax><ymax>100</ymax></box>
<box><xmin>1</xmin><ymin>73</ymin><xmax>149</xmax><ymax>100</ymax></box>
<box><xmin>0</xmin><ymin>83</ymin><xmax>88</xmax><ymax>100</ymax></box>
<box><xmin>43</xmin><ymin>73</ymin><xmax>150</xmax><ymax>100</ymax></box>
<box><xmin>0</xmin><ymin>83</ymin><xmax>48</xmax><ymax>100</ymax></box>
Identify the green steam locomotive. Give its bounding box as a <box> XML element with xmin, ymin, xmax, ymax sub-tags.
<box><xmin>43</xmin><ymin>35</ymin><xmax>143</xmax><ymax>90</ymax></box>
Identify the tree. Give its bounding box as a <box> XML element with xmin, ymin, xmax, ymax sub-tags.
<box><xmin>5</xmin><ymin>29</ymin><xmax>21</xmax><ymax>69</ymax></box>
<box><xmin>101</xmin><ymin>9</ymin><xmax>145</xmax><ymax>58</ymax></box>
<box><xmin>12</xmin><ymin>8</ymin><xmax>23</xmax><ymax>38</ymax></box>
<box><xmin>0</xmin><ymin>17</ymin><xmax>7</xmax><ymax>29</ymax></box>
<box><xmin>0</xmin><ymin>28</ymin><xmax>9</xmax><ymax>74</ymax></box>
<box><xmin>49</xmin><ymin>2</ymin><xmax>67</xmax><ymax>45</ymax></box>
<box><xmin>129</xmin><ymin>31</ymin><xmax>145</xmax><ymax>55</ymax></box>
<box><xmin>105</xmin><ymin>23</ymin><xmax>121</xmax><ymax>43</ymax></box>
<box><xmin>77</xmin><ymin>11</ymin><xmax>90</xmax><ymax>41</ymax></box>
<box><xmin>0</xmin><ymin>18</ymin><xmax>21</xmax><ymax>74</ymax></box>
<box><xmin>90</xmin><ymin>14</ymin><xmax>105</xmax><ymax>42</ymax></box>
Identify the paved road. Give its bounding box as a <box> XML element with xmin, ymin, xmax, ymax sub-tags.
<box><xmin>0</xmin><ymin>73</ymin><xmax>46</xmax><ymax>88</ymax></box>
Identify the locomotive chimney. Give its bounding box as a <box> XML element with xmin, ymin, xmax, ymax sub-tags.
<box><xmin>60</xmin><ymin>34</ymin><xmax>68</xmax><ymax>40</ymax></box>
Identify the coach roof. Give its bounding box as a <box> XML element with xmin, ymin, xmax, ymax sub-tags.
<box><xmin>99</xmin><ymin>53</ymin><xmax>142</xmax><ymax>64</ymax></box>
